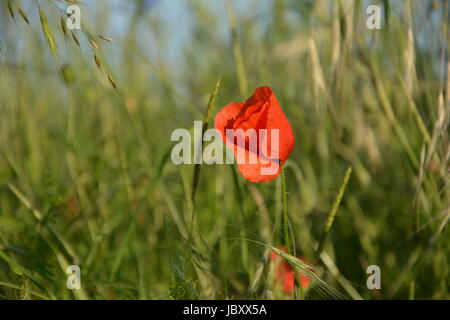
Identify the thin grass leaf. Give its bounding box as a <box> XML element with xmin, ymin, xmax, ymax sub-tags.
<box><xmin>0</xmin><ymin>281</ymin><xmax>50</xmax><ymax>300</ymax></box>
<box><xmin>226</xmin><ymin>0</ymin><xmax>247</xmax><ymax>96</ymax></box>
<box><xmin>191</xmin><ymin>77</ymin><xmax>221</xmax><ymax>203</ymax></box>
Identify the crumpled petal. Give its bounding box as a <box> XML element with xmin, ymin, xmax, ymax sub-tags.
<box><xmin>214</xmin><ymin>86</ymin><xmax>294</xmax><ymax>182</ymax></box>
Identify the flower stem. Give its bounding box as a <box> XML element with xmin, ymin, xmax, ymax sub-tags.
<box><xmin>281</xmin><ymin>168</ymin><xmax>291</xmax><ymax>254</ymax></box>
<box><xmin>282</xmin><ymin>168</ymin><xmax>304</xmax><ymax>299</ymax></box>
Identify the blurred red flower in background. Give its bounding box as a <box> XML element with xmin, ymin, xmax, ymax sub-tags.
<box><xmin>214</xmin><ymin>86</ymin><xmax>294</xmax><ymax>182</ymax></box>
<box><xmin>271</xmin><ymin>248</ymin><xmax>311</xmax><ymax>294</ymax></box>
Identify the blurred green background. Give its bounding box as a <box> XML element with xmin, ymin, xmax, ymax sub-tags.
<box><xmin>0</xmin><ymin>0</ymin><xmax>448</xmax><ymax>299</ymax></box>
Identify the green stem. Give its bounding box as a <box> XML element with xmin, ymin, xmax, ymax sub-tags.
<box><xmin>281</xmin><ymin>169</ymin><xmax>291</xmax><ymax>254</ymax></box>
<box><xmin>281</xmin><ymin>169</ymin><xmax>304</xmax><ymax>299</ymax></box>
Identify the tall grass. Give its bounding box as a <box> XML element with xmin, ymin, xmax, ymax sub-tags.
<box><xmin>0</xmin><ymin>0</ymin><xmax>448</xmax><ymax>300</ymax></box>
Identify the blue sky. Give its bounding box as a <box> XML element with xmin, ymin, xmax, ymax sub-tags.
<box><xmin>88</xmin><ymin>0</ymin><xmax>272</xmax><ymax>64</ymax></box>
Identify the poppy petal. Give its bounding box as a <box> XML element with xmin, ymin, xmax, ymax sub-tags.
<box><xmin>214</xmin><ymin>86</ymin><xmax>294</xmax><ymax>182</ymax></box>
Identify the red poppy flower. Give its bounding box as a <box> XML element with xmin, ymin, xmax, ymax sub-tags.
<box><xmin>271</xmin><ymin>248</ymin><xmax>311</xmax><ymax>294</ymax></box>
<box><xmin>214</xmin><ymin>86</ymin><xmax>294</xmax><ymax>182</ymax></box>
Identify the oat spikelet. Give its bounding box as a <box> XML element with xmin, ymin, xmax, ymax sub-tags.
<box><xmin>89</xmin><ymin>39</ymin><xmax>100</xmax><ymax>50</ymax></box>
<box><xmin>61</xmin><ymin>17</ymin><xmax>67</xmax><ymax>37</ymax></box>
<box><xmin>7</xmin><ymin>1</ymin><xmax>14</xmax><ymax>19</ymax></box>
<box><xmin>107</xmin><ymin>74</ymin><xmax>116</xmax><ymax>89</ymax></box>
<box><xmin>18</xmin><ymin>8</ymin><xmax>30</xmax><ymax>24</ymax></box>
<box><xmin>308</xmin><ymin>37</ymin><xmax>329</xmax><ymax>109</ymax></box>
<box><xmin>39</xmin><ymin>9</ymin><xmax>59</xmax><ymax>57</ymax></box>
<box><xmin>94</xmin><ymin>54</ymin><xmax>102</xmax><ymax>70</ymax></box>
<box><xmin>404</xmin><ymin>29</ymin><xmax>416</xmax><ymax>94</ymax></box>
<box><xmin>72</xmin><ymin>32</ymin><xmax>80</xmax><ymax>47</ymax></box>
<box><xmin>98</xmin><ymin>35</ymin><xmax>116</xmax><ymax>43</ymax></box>
<box><xmin>60</xmin><ymin>64</ymin><xmax>74</xmax><ymax>85</ymax></box>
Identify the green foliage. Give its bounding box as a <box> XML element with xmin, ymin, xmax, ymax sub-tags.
<box><xmin>0</xmin><ymin>0</ymin><xmax>448</xmax><ymax>300</ymax></box>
